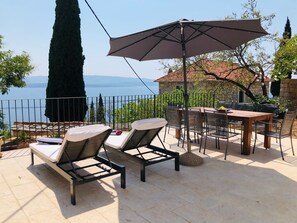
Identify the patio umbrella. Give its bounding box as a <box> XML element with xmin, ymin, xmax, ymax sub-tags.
<box><xmin>108</xmin><ymin>19</ymin><xmax>268</xmax><ymax>166</ymax></box>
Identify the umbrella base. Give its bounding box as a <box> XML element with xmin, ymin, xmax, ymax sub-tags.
<box><xmin>179</xmin><ymin>152</ymin><xmax>203</xmax><ymax>166</ymax></box>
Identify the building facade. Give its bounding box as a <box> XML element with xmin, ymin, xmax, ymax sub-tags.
<box><xmin>155</xmin><ymin>61</ymin><xmax>269</xmax><ymax>103</ymax></box>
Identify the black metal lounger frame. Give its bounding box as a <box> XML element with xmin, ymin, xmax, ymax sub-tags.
<box><xmin>31</xmin><ymin>129</ymin><xmax>126</xmax><ymax>205</ymax></box>
<box><xmin>105</xmin><ymin>127</ymin><xmax>179</xmax><ymax>182</ymax></box>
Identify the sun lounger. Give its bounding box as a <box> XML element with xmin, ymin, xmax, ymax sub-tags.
<box><xmin>104</xmin><ymin>118</ymin><xmax>180</xmax><ymax>182</ymax></box>
<box><xmin>30</xmin><ymin>124</ymin><xmax>126</xmax><ymax>205</ymax></box>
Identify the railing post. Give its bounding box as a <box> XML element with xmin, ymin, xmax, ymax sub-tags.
<box><xmin>57</xmin><ymin>99</ymin><xmax>60</xmax><ymax>138</ymax></box>
<box><xmin>112</xmin><ymin>96</ymin><xmax>115</xmax><ymax>130</ymax></box>
<box><xmin>153</xmin><ymin>94</ymin><xmax>156</xmax><ymax>117</ymax></box>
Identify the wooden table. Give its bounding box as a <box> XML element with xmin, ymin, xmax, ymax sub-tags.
<box><xmin>188</xmin><ymin>107</ymin><xmax>273</xmax><ymax>155</ymax></box>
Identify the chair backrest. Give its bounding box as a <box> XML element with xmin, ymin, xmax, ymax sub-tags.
<box><xmin>120</xmin><ymin>118</ymin><xmax>167</xmax><ymax>151</ymax></box>
<box><xmin>56</xmin><ymin>125</ymin><xmax>112</xmax><ymax>164</ymax></box>
<box><xmin>204</xmin><ymin>110</ymin><xmax>229</xmax><ymax>134</ymax></box>
<box><xmin>188</xmin><ymin>109</ymin><xmax>204</xmax><ymax>132</ymax></box>
<box><xmin>165</xmin><ymin>106</ymin><xmax>182</xmax><ymax>127</ymax></box>
<box><xmin>280</xmin><ymin>110</ymin><xmax>297</xmax><ymax>136</ymax></box>
<box><xmin>164</xmin><ymin>106</ymin><xmax>182</xmax><ymax>128</ymax></box>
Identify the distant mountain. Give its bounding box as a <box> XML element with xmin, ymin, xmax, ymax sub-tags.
<box><xmin>1</xmin><ymin>75</ymin><xmax>158</xmax><ymax>100</ymax></box>
<box><xmin>25</xmin><ymin>75</ymin><xmax>157</xmax><ymax>89</ymax></box>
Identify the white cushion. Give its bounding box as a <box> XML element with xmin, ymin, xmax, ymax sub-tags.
<box><xmin>30</xmin><ymin>124</ymin><xmax>111</xmax><ymax>163</ymax></box>
<box><xmin>105</xmin><ymin>132</ymin><xmax>129</xmax><ymax>150</ymax></box>
<box><xmin>105</xmin><ymin>118</ymin><xmax>167</xmax><ymax>150</ymax></box>
<box><xmin>36</xmin><ymin>137</ymin><xmax>63</xmax><ymax>144</ymax></box>
<box><xmin>30</xmin><ymin>142</ymin><xmax>61</xmax><ymax>162</ymax></box>
<box><xmin>64</xmin><ymin>124</ymin><xmax>110</xmax><ymax>142</ymax></box>
<box><xmin>131</xmin><ymin>118</ymin><xmax>167</xmax><ymax>130</ymax></box>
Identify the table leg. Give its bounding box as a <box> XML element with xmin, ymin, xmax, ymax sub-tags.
<box><xmin>175</xmin><ymin>128</ymin><xmax>180</xmax><ymax>139</ymax></box>
<box><xmin>264</xmin><ymin>115</ymin><xmax>272</xmax><ymax>148</ymax></box>
<box><xmin>242</xmin><ymin>119</ymin><xmax>253</xmax><ymax>155</ymax></box>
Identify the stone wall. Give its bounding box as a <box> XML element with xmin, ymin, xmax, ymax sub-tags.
<box><xmin>280</xmin><ymin>79</ymin><xmax>297</xmax><ymax>110</ymax></box>
<box><xmin>280</xmin><ymin>79</ymin><xmax>297</xmax><ymax>138</ymax></box>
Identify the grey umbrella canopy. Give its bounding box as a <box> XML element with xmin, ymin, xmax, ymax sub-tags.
<box><xmin>108</xmin><ymin>19</ymin><xmax>268</xmax><ymax>166</ymax></box>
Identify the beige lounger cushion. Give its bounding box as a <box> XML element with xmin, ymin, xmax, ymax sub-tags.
<box><xmin>105</xmin><ymin>133</ymin><xmax>129</xmax><ymax>150</ymax></box>
<box><xmin>30</xmin><ymin>124</ymin><xmax>111</xmax><ymax>163</ymax></box>
<box><xmin>105</xmin><ymin>118</ymin><xmax>167</xmax><ymax>150</ymax></box>
<box><xmin>29</xmin><ymin>143</ymin><xmax>61</xmax><ymax>162</ymax></box>
<box><xmin>131</xmin><ymin>118</ymin><xmax>167</xmax><ymax>130</ymax></box>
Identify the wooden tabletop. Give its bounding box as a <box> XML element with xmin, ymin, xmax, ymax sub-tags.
<box><xmin>189</xmin><ymin>107</ymin><xmax>273</xmax><ymax>120</ymax></box>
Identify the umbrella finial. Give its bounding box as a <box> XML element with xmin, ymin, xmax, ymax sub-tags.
<box><xmin>179</xmin><ymin>18</ymin><xmax>189</xmax><ymax>23</ymax></box>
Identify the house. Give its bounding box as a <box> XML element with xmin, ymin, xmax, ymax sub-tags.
<box><xmin>154</xmin><ymin>60</ymin><xmax>270</xmax><ymax>103</ymax></box>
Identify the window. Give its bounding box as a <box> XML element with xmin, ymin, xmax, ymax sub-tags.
<box><xmin>238</xmin><ymin>90</ymin><xmax>244</xmax><ymax>103</ymax></box>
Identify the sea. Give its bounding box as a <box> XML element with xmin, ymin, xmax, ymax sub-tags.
<box><xmin>0</xmin><ymin>75</ymin><xmax>159</xmax><ymax>100</ymax></box>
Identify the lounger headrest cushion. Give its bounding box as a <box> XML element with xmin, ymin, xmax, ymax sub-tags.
<box><xmin>65</xmin><ymin>124</ymin><xmax>111</xmax><ymax>142</ymax></box>
<box><xmin>131</xmin><ymin>118</ymin><xmax>167</xmax><ymax>130</ymax></box>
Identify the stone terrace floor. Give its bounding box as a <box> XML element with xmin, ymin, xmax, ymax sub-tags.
<box><xmin>1</xmin><ymin>129</ymin><xmax>297</xmax><ymax>223</ymax></box>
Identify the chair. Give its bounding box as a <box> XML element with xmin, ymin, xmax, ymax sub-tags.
<box><xmin>224</xmin><ymin>103</ymin><xmax>254</xmax><ymax>140</ymax></box>
<box><xmin>221</xmin><ymin>102</ymin><xmax>244</xmax><ymax>149</ymax></box>
<box><xmin>30</xmin><ymin>124</ymin><xmax>126</xmax><ymax>205</ymax></box>
<box><xmin>183</xmin><ymin>109</ymin><xmax>205</xmax><ymax>151</ymax></box>
<box><xmin>104</xmin><ymin>118</ymin><xmax>180</xmax><ymax>182</ymax></box>
<box><xmin>253</xmin><ymin>108</ymin><xmax>283</xmax><ymax>143</ymax></box>
<box><xmin>203</xmin><ymin>110</ymin><xmax>242</xmax><ymax>160</ymax></box>
<box><xmin>253</xmin><ymin>109</ymin><xmax>297</xmax><ymax>160</ymax></box>
<box><xmin>163</xmin><ymin>106</ymin><xmax>183</xmax><ymax>146</ymax></box>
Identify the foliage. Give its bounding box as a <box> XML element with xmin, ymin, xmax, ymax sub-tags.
<box><xmin>113</xmin><ymin>90</ymin><xmax>216</xmax><ymax>124</ymax></box>
<box><xmin>272</xmin><ymin>35</ymin><xmax>297</xmax><ymax>81</ymax></box>
<box><xmin>0</xmin><ymin>111</ymin><xmax>5</xmax><ymax>130</ymax></box>
<box><xmin>0</xmin><ymin>111</ymin><xmax>10</xmax><ymax>139</ymax></box>
<box><xmin>17</xmin><ymin>131</ymin><xmax>32</xmax><ymax>141</ymax></box>
<box><xmin>282</xmin><ymin>17</ymin><xmax>292</xmax><ymax>40</ymax></box>
<box><xmin>0</xmin><ymin>35</ymin><xmax>33</xmax><ymax>94</ymax></box>
<box><xmin>253</xmin><ymin>95</ymin><xmax>289</xmax><ymax>113</ymax></box>
<box><xmin>45</xmin><ymin>0</ymin><xmax>87</xmax><ymax>122</ymax></box>
<box><xmin>89</xmin><ymin>101</ymin><xmax>95</xmax><ymax>122</ymax></box>
<box><xmin>271</xmin><ymin>17</ymin><xmax>292</xmax><ymax>97</ymax></box>
<box><xmin>1</xmin><ymin>129</ymin><xmax>11</xmax><ymax>140</ymax></box>
<box><xmin>97</xmin><ymin>94</ymin><xmax>105</xmax><ymax>123</ymax></box>
<box><xmin>204</xmin><ymin>0</ymin><xmax>275</xmax><ymax>101</ymax></box>
<box><xmin>164</xmin><ymin>0</ymin><xmax>277</xmax><ymax>102</ymax></box>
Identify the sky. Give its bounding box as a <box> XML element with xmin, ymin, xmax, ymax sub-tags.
<box><xmin>1</xmin><ymin>0</ymin><xmax>297</xmax><ymax>80</ymax></box>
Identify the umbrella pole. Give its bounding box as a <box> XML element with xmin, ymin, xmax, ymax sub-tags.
<box><xmin>179</xmin><ymin>25</ymin><xmax>203</xmax><ymax>166</ymax></box>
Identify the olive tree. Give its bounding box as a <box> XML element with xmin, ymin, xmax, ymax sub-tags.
<box><xmin>162</xmin><ymin>0</ymin><xmax>277</xmax><ymax>102</ymax></box>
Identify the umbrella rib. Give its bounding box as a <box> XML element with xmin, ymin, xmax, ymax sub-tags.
<box><xmin>109</xmin><ymin>24</ymin><xmax>180</xmax><ymax>58</ymax></box>
<box><xmin>195</xmin><ymin>29</ymin><xmax>235</xmax><ymax>49</ymax></box>
<box><xmin>184</xmin><ymin>24</ymin><xmax>212</xmax><ymax>43</ymax></box>
<box><xmin>182</xmin><ymin>24</ymin><xmax>233</xmax><ymax>49</ymax></box>
<box><xmin>185</xmin><ymin>23</ymin><xmax>266</xmax><ymax>49</ymax></box>
<box><xmin>139</xmin><ymin>24</ymin><xmax>181</xmax><ymax>61</ymax></box>
<box><xmin>193</xmin><ymin>23</ymin><xmax>268</xmax><ymax>35</ymax></box>
<box><xmin>154</xmin><ymin>24</ymin><xmax>181</xmax><ymax>42</ymax></box>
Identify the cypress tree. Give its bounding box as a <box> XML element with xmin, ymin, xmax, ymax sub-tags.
<box><xmin>97</xmin><ymin>94</ymin><xmax>105</xmax><ymax>124</ymax></box>
<box><xmin>89</xmin><ymin>101</ymin><xmax>95</xmax><ymax>122</ymax></box>
<box><xmin>283</xmin><ymin>17</ymin><xmax>292</xmax><ymax>40</ymax></box>
<box><xmin>45</xmin><ymin>0</ymin><xmax>87</xmax><ymax>122</ymax></box>
<box><xmin>271</xmin><ymin>17</ymin><xmax>292</xmax><ymax>97</ymax></box>
<box><xmin>282</xmin><ymin>17</ymin><xmax>292</xmax><ymax>79</ymax></box>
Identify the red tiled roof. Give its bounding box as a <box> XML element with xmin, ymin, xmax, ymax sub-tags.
<box><xmin>155</xmin><ymin>60</ymin><xmax>269</xmax><ymax>83</ymax></box>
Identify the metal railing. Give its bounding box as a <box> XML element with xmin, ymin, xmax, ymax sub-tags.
<box><xmin>0</xmin><ymin>92</ymin><xmax>216</xmax><ymax>150</ymax></box>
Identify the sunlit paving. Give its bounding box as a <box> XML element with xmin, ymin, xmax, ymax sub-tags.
<box><xmin>1</xmin><ymin>0</ymin><xmax>297</xmax><ymax>222</ymax></box>
<box><xmin>1</xmin><ymin>127</ymin><xmax>297</xmax><ymax>223</ymax></box>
